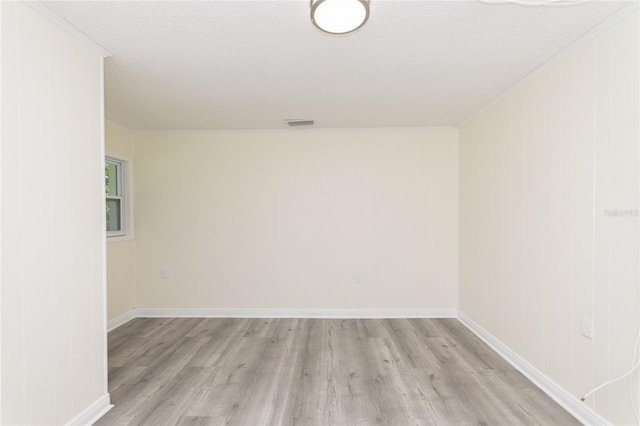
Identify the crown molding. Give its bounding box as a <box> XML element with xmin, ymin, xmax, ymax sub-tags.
<box><xmin>23</xmin><ymin>1</ymin><xmax>112</xmax><ymax>58</ymax></box>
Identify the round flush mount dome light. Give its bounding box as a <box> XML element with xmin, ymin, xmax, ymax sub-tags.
<box><xmin>311</xmin><ymin>0</ymin><xmax>370</xmax><ymax>35</ymax></box>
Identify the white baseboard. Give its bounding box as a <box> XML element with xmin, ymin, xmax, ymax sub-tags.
<box><xmin>106</xmin><ymin>308</ymin><xmax>457</xmax><ymax>332</ymax></box>
<box><xmin>134</xmin><ymin>308</ymin><xmax>457</xmax><ymax>319</ymax></box>
<box><xmin>457</xmin><ymin>311</ymin><xmax>609</xmax><ymax>426</ymax></box>
<box><xmin>107</xmin><ymin>309</ymin><xmax>137</xmax><ymax>332</ymax></box>
<box><xmin>66</xmin><ymin>394</ymin><xmax>113</xmax><ymax>426</ymax></box>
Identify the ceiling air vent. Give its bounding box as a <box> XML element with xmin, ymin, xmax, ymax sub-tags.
<box><xmin>285</xmin><ymin>119</ymin><xmax>315</xmax><ymax>127</ymax></box>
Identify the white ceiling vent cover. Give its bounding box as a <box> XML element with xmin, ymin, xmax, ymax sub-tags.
<box><xmin>285</xmin><ymin>119</ymin><xmax>315</xmax><ymax>127</ymax></box>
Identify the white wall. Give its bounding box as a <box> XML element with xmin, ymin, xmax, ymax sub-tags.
<box><xmin>1</xmin><ymin>2</ymin><xmax>109</xmax><ymax>424</ymax></box>
<box><xmin>106</xmin><ymin>122</ymin><xmax>137</xmax><ymax>321</ymax></box>
<box><xmin>459</xmin><ymin>9</ymin><xmax>639</xmax><ymax>425</ymax></box>
<box><xmin>133</xmin><ymin>128</ymin><xmax>459</xmax><ymax>311</ymax></box>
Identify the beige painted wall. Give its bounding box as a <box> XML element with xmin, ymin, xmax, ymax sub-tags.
<box><xmin>459</xmin><ymin>10</ymin><xmax>639</xmax><ymax>425</ymax></box>
<box><xmin>1</xmin><ymin>2</ymin><xmax>108</xmax><ymax>423</ymax></box>
<box><xmin>106</xmin><ymin>122</ymin><xmax>137</xmax><ymax>320</ymax></box>
<box><xmin>133</xmin><ymin>128</ymin><xmax>459</xmax><ymax>310</ymax></box>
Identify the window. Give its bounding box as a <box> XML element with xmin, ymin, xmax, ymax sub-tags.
<box><xmin>106</xmin><ymin>157</ymin><xmax>126</xmax><ymax>237</ymax></box>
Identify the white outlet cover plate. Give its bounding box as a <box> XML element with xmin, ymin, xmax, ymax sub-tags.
<box><xmin>581</xmin><ymin>316</ymin><xmax>593</xmax><ymax>339</ymax></box>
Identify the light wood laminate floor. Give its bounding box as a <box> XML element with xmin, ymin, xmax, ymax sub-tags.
<box><xmin>99</xmin><ymin>318</ymin><xmax>578</xmax><ymax>425</ymax></box>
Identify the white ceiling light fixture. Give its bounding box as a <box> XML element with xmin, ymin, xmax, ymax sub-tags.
<box><xmin>311</xmin><ymin>0</ymin><xmax>370</xmax><ymax>35</ymax></box>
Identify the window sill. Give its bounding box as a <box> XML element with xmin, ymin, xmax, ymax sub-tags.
<box><xmin>107</xmin><ymin>234</ymin><xmax>135</xmax><ymax>244</ymax></box>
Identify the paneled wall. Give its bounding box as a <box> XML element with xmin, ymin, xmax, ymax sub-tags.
<box><xmin>1</xmin><ymin>2</ymin><xmax>109</xmax><ymax>424</ymax></box>
<box><xmin>133</xmin><ymin>129</ymin><xmax>459</xmax><ymax>311</ymax></box>
<box><xmin>459</xmin><ymin>10</ymin><xmax>639</xmax><ymax>425</ymax></box>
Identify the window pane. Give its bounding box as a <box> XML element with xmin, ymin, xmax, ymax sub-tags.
<box><xmin>105</xmin><ymin>162</ymin><xmax>119</xmax><ymax>196</ymax></box>
<box><xmin>106</xmin><ymin>198</ymin><xmax>121</xmax><ymax>232</ymax></box>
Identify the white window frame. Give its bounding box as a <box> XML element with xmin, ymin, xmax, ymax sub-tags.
<box><xmin>106</xmin><ymin>152</ymin><xmax>135</xmax><ymax>242</ymax></box>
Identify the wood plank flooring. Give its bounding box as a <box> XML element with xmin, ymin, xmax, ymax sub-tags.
<box><xmin>99</xmin><ymin>318</ymin><xmax>579</xmax><ymax>425</ymax></box>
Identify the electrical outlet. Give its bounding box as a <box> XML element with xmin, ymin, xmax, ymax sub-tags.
<box><xmin>354</xmin><ymin>273</ymin><xmax>362</xmax><ymax>284</ymax></box>
<box><xmin>581</xmin><ymin>316</ymin><xmax>593</xmax><ymax>339</ymax></box>
<box><xmin>160</xmin><ymin>269</ymin><xmax>168</xmax><ymax>279</ymax></box>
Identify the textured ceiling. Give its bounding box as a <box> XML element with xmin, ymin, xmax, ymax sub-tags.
<box><xmin>44</xmin><ymin>0</ymin><xmax>631</xmax><ymax>131</ymax></box>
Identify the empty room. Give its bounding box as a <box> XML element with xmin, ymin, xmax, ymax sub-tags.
<box><xmin>1</xmin><ymin>0</ymin><xmax>639</xmax><ymax>425</ymax></box>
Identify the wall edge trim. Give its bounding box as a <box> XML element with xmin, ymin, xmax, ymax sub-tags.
<box><xmin>457</xmin><ymin>311</ymin><xmax>609</xmax><ymax>426</ymax></box>
<box><xmin>133</xmin><ymin>308</ymin><xmax>458</xmax><ymax>319</ymax></box>
<box><xmin>458</xmin><ymin>1</ymin><xmax>639</xmax><ymax>127</ymax></box>
<box><xmin>22</xmin><ymin>0</ymin><xmax>112</xmax><ymax>57</ymax></box>
<box><xmin>131</xmin><ymin>126</ymin><xmax>460</xmax><ymax>135</ymax></box>
<box><xmin>107</xmin><ymin>309</ymin><xmax>137</xmax><ymax>332</ymax></box>
<box><xmin>66</xmin><ymin>394</ymin><xmax>113</xmax><ymax>426</ymax></box>
<box><xmin>105</xmin><ymin>120</ymin><xmax>134</xmax><ymax>133</ymax></box>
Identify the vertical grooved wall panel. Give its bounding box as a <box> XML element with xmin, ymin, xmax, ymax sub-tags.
<box><xmin>0</xmin><ymin>2</ymin><xmax>108</xmax><ymax>424</ymax></box>
<box><xmin>459</xmin><ymin>10</ymin><xmax>639</xmax><ymax>425</ymax></box>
